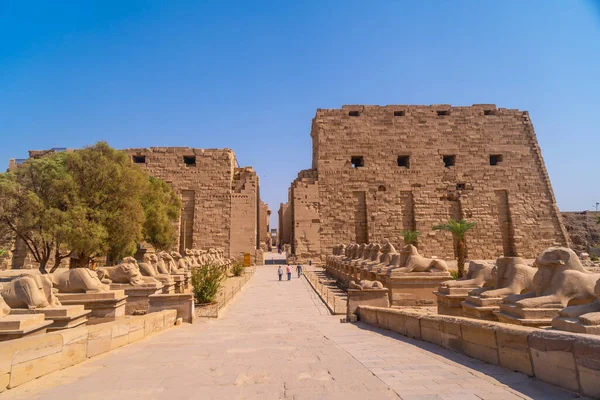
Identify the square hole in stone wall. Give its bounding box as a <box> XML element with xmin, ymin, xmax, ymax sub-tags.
<box><xmin>348</xmin><ymin>111</ymin><xmax>360</xmax><ymax>117</ymax></box>
<box><xmin>394</xmin><ymin>110</ymin><xmax>406</xmax><ymax>117</ymax></box>
<box><xmin>456</xmin><ymin>183</ymin><xmax>466</xmax><ymax>190</ymax></box>
<box><xmin>443</xmin><ymin>155</ymin><xmax>456</xmax><ymax>168</ymax></box>
<box><xmin>132</xmin><ymin>155</ymin><xmax>146</xmax><ymax>164</ymax></box>
<box><xmin>490</xmin><ymin>154</ymin><xmax>503</xmax><ymax>166</ymax></box>
<box><xmin>351</xmin><ymin>156</ymin><xmax>364</xmax><ymax>168</ymax></box>
<box><xmin>397</xmin><ymin>155</ymin><xmax>410</xmax><ymax>168</ymax></box>
<box><xmin>437</xmin><ymin>110</ymin><xmax>450</xmax><ymax>116</ymax></box>
<box><xmin>183</xmin><ymin>156</ymin><xmax>196</xmax><ymax>166</ymax></box>
<box><xmin>484</xmin><ymin>109</ymin><xmax>497</xmax><ymax>116</ymax></box>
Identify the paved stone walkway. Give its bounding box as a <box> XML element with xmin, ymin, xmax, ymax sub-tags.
<box><xmin>1</xmin><ymin>266</ymin><xmax>580</xmax><ymax>400</ymax></box>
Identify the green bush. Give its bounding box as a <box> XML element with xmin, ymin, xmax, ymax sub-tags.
<box><xmin>450</xmin><ymin>270</ymin><xmax>460</xmax><ymax>280</ymax></box>
<box><xmin>591</xmin><ymin>254</ymin><xmax>599</xmax><ymax>262</ymax></box>
<box><xmin>191</xmin><ymin>263</ymin><xmax>226</xmax><ymax>304</ymax></box>
<box><xmin>231</xmin><ymin>261</ymin><xmax>245</xmax><ymax>277</ymax></box>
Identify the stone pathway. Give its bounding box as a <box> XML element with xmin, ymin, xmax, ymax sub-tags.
<box><xmin>0</xmin><ymin>266</ymin><xmax>580</xmax><ymax>400</ymax></box>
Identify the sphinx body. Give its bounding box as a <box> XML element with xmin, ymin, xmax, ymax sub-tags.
<box><xmin>556</xmin><ymin>278</ymin><xmax>600</xmax><ymax>326</ymax></box>
<box><xmin>97</xmin><ymin>257</ymin><xmax>158</xmax><ymax>285</ymax></box>
<box><xmin>440</xmin><ymin>260</ymin><xmax>495</xmax><ymax>289</ymax></box>
<box><xmin>349</xmin><ymin>280</ymin><xmax>384</xmax><ymax>290</ymax></box>
<box><xmin>505</xmin><ymin>247</ymin><xmax>600</xmax><ymax>309</ymax></box>
<box><xmin>0</xmin><ymin>274</ymin><xmax>60</xmax><ymax>309</ymax></box>
<box><xmin>0</xmin><ymin>284</ymin><xmax>10</xmax><ymax>317</ymax></box>
<box><xmin>474</xmin><ymin>257</ymin><xmax>535</xmax><ymax>298</ymax></box>
<box><xmin>50</xmin><ymin>268</ymin><xmax>109</xmax><ymax>293</ymax></box>
<box><xmin>170</xmin><ymin>252</ymin><xmax>188</xmax><ymax>273</ymax></box>
<box><xmin>391</xmin><ymin>244</ymin><xmax>449</xmax><ymax>273</ymax></box>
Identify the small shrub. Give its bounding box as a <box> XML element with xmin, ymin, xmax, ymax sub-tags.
<box><xmin>191</xmin><ymin>263</ymin><xmax>226</xmax><ymax>304</ymax></box>
<box><xmin>0</xmin><ymin>249</ymin><xmax>6</xmax><ymax>257</ymax></box>
<box><xmin>450</xmin><ymin>270</ymin><xmax>460</xmax><ymax>280</ymax></box>
<box><xmin>231</xmin><ymin>261</ymin><xmax>244</xmax><ymax>277</ymax></box>
<box><xmin>591</xmin><ymin>255</ymin><xmax>599</xmax><ymax>262</ymax></box>
<box><xmin>400</xmin><ymin>230</ymin><xmax>421</xmax><ymax>246</ymax></box>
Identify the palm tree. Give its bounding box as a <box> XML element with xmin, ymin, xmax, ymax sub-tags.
<box><xmin>400</xmin><ymin>230</ymin><xmax>421</xmax><ymax>246</ymax></box>
<box><xmin>432</xmin><ymin>219</ymin><xmax>476</xmax><ymax>278</ymax></box>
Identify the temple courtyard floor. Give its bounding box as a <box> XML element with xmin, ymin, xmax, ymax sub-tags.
<box><xmin>0</xmin><ymin>266</ymin><xmax>582</xmax><ymax>400</ymax></box>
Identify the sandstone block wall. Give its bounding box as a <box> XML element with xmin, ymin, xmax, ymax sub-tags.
<box><xmin>285</xmin><ymin>104</ymin><xmax>570</xmax><ymax>260</ymax></box>
<box><xmin>278</xmin><ymin>201</ymin><xmax>292</xmax><ymax>249</ymax></box>
<box><xmin>6</xmin><ymin>146</ymin><xmax>265</xmax><ymax>267</ymax></box>
<box><xmin>289</xmin><ymin>169</ymin><xmax>320</xmax><ymax>259</ymax></box>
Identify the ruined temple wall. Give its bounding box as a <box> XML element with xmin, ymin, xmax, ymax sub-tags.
<box><xmin>126</xmin><ymin>147</ymin><xmax>239</xmax><ymax>257</ymax></box>
<box><xmin>259</xmin><ymin>201</ymin><xmax>271</xmax><ymax>250</ymax></box>
<box><xmin>278</xmin><ymin>201</ymin><xmax>292</xmax><ymax>247</ymax></box>
<box><xmin>230</xmin><ymin>168</ymin><xmax>259</xmax><ymax>260</ymax></box>
<box><xmin>312</xmin><ymin>104</ymin><xmax>569</xmax><ymax>259</ymax></box>
<box><xmin>290</xmin><ymin>170</ymin><xmax>320</xmax><ymax>259</ymax></box>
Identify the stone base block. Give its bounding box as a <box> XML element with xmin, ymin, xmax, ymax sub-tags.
<box><xmin>148</xmin><ymin>293</ymin><xmax>194</xmax><ymax>323</ymax></box>
<box><xmin>56</xmin><ymin>290</ymin><xmax>127</xmax><ymax>324</ymax></box>
<box><xmin>172</xmin><ymin>275</ymin><xmax>185</xmax><ymax>294</ymax></box>
<box><xmin>10</xmin><ymin>305</ymin><xmax>91</xmax><ymax>332</ymax></box>
<box><xmin>435</xmin><ymin>291</ymin><xmax>467</xmax><ymax>317</ymax></box>
<box><xmin>386</xmin><ymin>272</ymin><xmax>451</xmax><ymax>306</ymax></box>
<box><xmin>461</xmin><ymin>296</ymin><xmax>502</xmax><ymax>320</ymax></box>
<box><xmin>0</xmin><ymin>314</ymin><xmax>53</xmax><ymax>342</ymax></box>
<box><xmin>347</xmin><ymin>288</ymin><xmax>389</xmax><ymax>320</ymax></box>
<box><xmin>551</xmin><ymin>317</ymin><xmax>600</xmax><ymax>335</ymax></box>
<box><xmin>494</xmin><ymin>303</ymin><xmax>561</xmax><ymax>327</ymax></box>
<box><xmin>109</xmin><ymin>283</ymin><xmax>164</xmax><ymax>315</ymax></box>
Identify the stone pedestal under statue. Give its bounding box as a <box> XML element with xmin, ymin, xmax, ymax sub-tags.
<box><xmin>0</xmin><ymin>314</ymin><xmax>53</xmax><ymax>342</ymax></box>
<box><xmin>347</xmin><ymin>288</ymin><xmax>389</xmax><ymax>321</ymax></box>
<box><xmin>494</xmin><ymin>303</ymin><xmax>561</xmax><ymax>327</ymax></box>
<box><xmin>172</xmin><ymin>275</ymin><xmax>185</xmax><ymax>294</ymax></box>
<box><xmin>109</xmin><ymin>282</ymin><xmax>164</xmax><ymax>315</ymax></box>
<box><xmin>10</xmin><ymin>305</ymin><xmax>91</xmax><ymax>331</ymax></box>
<box><xmin>461</xmin><ymin>295</ymin><xmax>502</xmax><ymax>320</ymax></box>
<box><xmin>434</xmin><ymin>286</ymin><xmax>470</xmax><ymax>317</ymax></box>
<box><xmin>56</xmin><ymin>290</ymin><xmax>127</xmax><ymax>324</ymax></box>
<box><xmin>385</xmin><ymin>272</ymin><xmax>451</xmax><ymax>307</ymax></box>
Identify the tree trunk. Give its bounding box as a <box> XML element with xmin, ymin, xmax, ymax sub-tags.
<box><xmin>38</xmin><ymin>256</ymin><xmax>50</xmax><ymax>274</ymax></box>
<box><xmin>456</xmin><ymin>239</ymin><xmax>465</xmax><ymax>279</ymax></box>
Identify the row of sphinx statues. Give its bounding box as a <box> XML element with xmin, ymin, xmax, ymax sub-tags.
<box><xmin>0</xmin><ymin>247</ymin><xmax>231</xmax><ymax>319</ymax></box>
<box><xmin>438</xmin><ymin>246</ymin><xmax>600</xmax><ymax>329</ymax></box>
<box><xmin>328</xmin><ymin>241</ymin><xmax>449</xmax><ymax>275</ymax></box>
<box><xmin>328</xmin><ymin>242</ymin><xmax>600</xmax><ymax>331</ymax></box>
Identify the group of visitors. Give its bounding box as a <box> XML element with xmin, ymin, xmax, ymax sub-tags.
<box><xmin>278</xmin><ymin>263</ymin><xmax>302</xmax><ymax>281</ymax></box>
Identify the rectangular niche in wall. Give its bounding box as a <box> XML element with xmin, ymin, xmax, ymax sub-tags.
<box><xmin>179</xmin><ymin>190</ymin><xmax>195</xmax><ymax>253</ymax></box>
<box><xmin>353</xmin><ymin>191</ymin><xmax>368</xmax><ymax>244</ymax></box>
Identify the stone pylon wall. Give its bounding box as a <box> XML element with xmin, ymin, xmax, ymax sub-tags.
<box><xmin>287</xmin><ymin>104</ymin><xmax>569</xmax><ymax>260</ymax></box>
<box><xmin>126</xmin><ymin>147</ymin><xmax>260</xmax><ymax>259</ymax></box>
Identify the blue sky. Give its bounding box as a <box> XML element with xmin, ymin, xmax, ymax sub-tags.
<box><xmin>1</xmin><ymin>1</ymin><xmax>599</xmax><ymax>225</ymax></box>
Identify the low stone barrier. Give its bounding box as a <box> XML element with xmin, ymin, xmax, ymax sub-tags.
<box><xmin>357</xmin><ymin>306</ymin><xmax>600</xmax><ymax>398</ymax></box>
<box><xmin>148</xmin><ymin>293</ymin><xmax>194</xmax><ymax>323</ymax></box>
<box><xmin>0</xmin><ymin>309</ymin><xmax>178</xmax><ymax>393</ymax></box>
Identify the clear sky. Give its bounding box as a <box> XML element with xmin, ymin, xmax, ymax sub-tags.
<box><xmin>1</xmin><ymin>1</ymin><xmax>599</xmax><ymax>227</ymax></box>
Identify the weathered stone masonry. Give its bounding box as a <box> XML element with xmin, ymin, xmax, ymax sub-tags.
<box><xmin>281</xmin><ymin>104</ymin><xmax>570</xmax><ymax>260</ymax></box>
<box><xmin>127</xmin><ymin>147</ymin><xmax>261</xmax><ymax>260</ymax></box>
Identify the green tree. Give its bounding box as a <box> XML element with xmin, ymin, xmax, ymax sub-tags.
<box><xmin>141</xmin><ymin>176</ymin><xmax>181</xmax><ymax>251</ymax></box>
<box><xmin>65</xmin><ymin>142</ymin><xmax>147</xmax><ymax>267</ymax></box>
<box><xmin>400</xmin><ymin>230</ymin><xmax>420</xmax><ymax>246</ymax></box>
<box><xmin>432</xmin><ymin>218</ymin><xmax>476</xmax><ymax>279</ymax></box>
<box><xmin>0</xmin><ymin>153</ymin><xmax>76</xmax><ymax>273</ymax></box>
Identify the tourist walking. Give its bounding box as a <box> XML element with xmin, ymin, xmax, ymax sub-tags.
<box><xmin>277</xmin><ymin>266</ymin><xmax>283</xmax><ymax>281</ymax></box>
<box><xmin>296</xmin><ymin>264</ymin><xmax>302</xmax><ymax>278</ymax></box>
<box><xmin>286</xmin><ymin>264</ymin><xmax>292</xmax><ymax>281</ymax></box>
